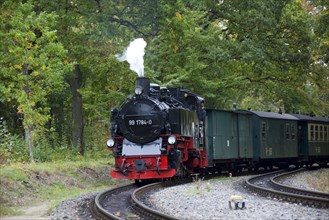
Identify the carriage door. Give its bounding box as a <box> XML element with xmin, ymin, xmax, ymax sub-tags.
<box><xmin>238</xmin><ymin>114</ymin><xmax>253</xmax><ymax>159</ymax></box>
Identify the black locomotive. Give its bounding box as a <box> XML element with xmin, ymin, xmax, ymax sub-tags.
<box><xmin>108</xmin><ymin>77</ymin><xmax>208</xmax><ymax>179</ymax></box>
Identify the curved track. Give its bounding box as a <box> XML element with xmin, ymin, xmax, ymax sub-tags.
<box><xmin>93</xmin><ymin>183</ymin><xmax>140</xmax><ymax>219</ymax></box>
<box><xmin>130</xmin><ymin>182</ymin><xmax>181</xmax><ymax>220</ymax></box>
<box><xmin>93</xmin><ymin>179</ymin><xmax>191</xmax><ymax>219</ymax></box>
<box><xmin>245</xmin><ymin>168</ymin><xmax>329</xmax><ymax>208</ymax></box>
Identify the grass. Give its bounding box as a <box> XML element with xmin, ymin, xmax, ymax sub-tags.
<box><xmin>185</xmin><ymin>175</ymin><xmax>212</xmax><ymax>195</ymax></box>
<box><xmin>0</xmin><ymin>206</ymin><xmax>22</xmax><ymax>216</ymax></box>
<box><xmin>0</xmin><ymin>158</ymin><xmax>121</xmax><ymax>216</ymax></box>
<box><xmin>209</xmin><ymin>176</ymin><xmax>230</xmax><ymax>182</ymax></box>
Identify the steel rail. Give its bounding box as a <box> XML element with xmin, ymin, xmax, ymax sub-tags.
<box><xmin>130</xmin><ymin>182</ymin><xmax>180</xmax><ymax>220</ymax></box>
<box><xmin>94</xmin><ymin>183</ymin><xmax>137</xmax><ymax>220</ymax></box>
<box><xmin>94</xmin><ymin>178</ymin><xmax>192</xmax><ymax>219</ymax></box>
<box><xmin>245</xmin><ymin>169</ymin><xmax>329</xmax><ymax>208</ymax></box>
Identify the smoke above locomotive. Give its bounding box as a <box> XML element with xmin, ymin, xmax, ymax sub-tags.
<box><xmin>115</xmin><ymin>38</ymin><xmax>147</xmax><ymax>77</ymax></box>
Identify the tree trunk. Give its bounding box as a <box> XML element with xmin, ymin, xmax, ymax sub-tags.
<box><xmin>22</xmin><ymin>64</ymin><xmax>34</xmax><ymax>163</ymax></box>
<box><xmin>25</xmin><ymin>123</ymin><xmax>34</xmax><ymax>163</ymax></box>
<box><xmin>70</xmin><ymin>64</ymin><xmax>84</xmax><ymax>155</ymax></box>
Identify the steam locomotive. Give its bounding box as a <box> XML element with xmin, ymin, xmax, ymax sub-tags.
<box><xmin>107</xmin><ymin>77</ymin><xmax>329</xmax><ymax>181</ymax></box>
<box><xmin>107</xmin><ymin>77</ymin><xmax>208</xmax><ymax>180</ymax></box>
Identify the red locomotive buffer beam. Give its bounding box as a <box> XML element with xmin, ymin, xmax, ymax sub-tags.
<box><xmin>110</xmin><ymin>155</ymin><xmax>176</xmax><ymax>179</ymax></box>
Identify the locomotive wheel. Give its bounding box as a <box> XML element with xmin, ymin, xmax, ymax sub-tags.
<box><xmin>175</xmin><ymin>164</ymin><xmax>189</xmax><ymax>178</ymax></box>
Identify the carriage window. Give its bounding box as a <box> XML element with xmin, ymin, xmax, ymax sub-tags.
<box><xmin>261</xmin><ymin>122</ymin><xmax>266</xmax><ymax>140</ymax></box>
<box><xmin>291</xmin><ymin>124</ymin><xmax>295</xmax><ymax>140</ymax></box>
<box><xmin>325</xmin><ymin>126</ymin><xmax>328</xmax><ymax>141</ymax></box>
<box><xmin>309</xmin><ymin>125</ymin><xmax>314</xmax><ymax>141</ymax></box>
<box><xmin>315</xmin><ymin>125</ymin><xmax>318</xmax><ymax>141</ymax></box>
<box><xmin>285</xmin><ymin>123</ymin><xmax>290</xmax><ymax>140</ymax></box>
<box><xmin>319</xmin><ymin>126</ymin><xmax>323</xmax><ymax>141</ymax></box>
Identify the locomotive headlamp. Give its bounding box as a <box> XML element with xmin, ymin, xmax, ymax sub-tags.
<box><xmin>106</xmin><ymin>138</ymin><xmax>115</xmax><ymax>148</ymax></box>
<box><xmin>168</xmin><ymin>135</ymin><xmax>176</xmax><ymax>145</ymax></box>
<box><xmin>134</xmin><ymin>86</ymin><xmax>143</xmax><ymax>95</ymax></box>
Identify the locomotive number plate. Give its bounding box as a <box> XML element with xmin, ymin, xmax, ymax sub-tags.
<box><xmin>129</xmin><ymin>119</ymin><xmax>153</xmax><ymax>126</ymax></box>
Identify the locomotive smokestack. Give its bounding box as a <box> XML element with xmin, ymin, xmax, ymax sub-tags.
<box><xmin>137</xmin><ymin>77</ymin><xmax>150</xmax><ymax>96</ymax></box>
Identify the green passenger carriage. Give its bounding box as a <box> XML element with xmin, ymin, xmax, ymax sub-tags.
<box><xmin>291</xmin><ymin>114</ymin><xmax>329</xmax><ymax>166</ymax></box>
<box><xmin>206</xmin><ymin>109</ymin><xmax>254</xmax><ymax>171</ymax></box>
<box><xmin>205</xmin><ymin>109</ymin><xmax>328</xmax><ymax>171</ymax></box>
<box><xmin>249</xmin><ymin>111</ymin><xmax>299</xmax><ymax>168</ymax></box>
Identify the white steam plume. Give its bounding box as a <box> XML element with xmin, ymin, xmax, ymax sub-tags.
<box><xmin>116</xmin><ymin>38</ymin><xmax>147</xmax><ymax>77</ymax></box>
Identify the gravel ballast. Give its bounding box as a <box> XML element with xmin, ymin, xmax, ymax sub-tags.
<box><xmin>50</xmin><ymin>191</ymin><xmax>98</xmax><ymax>220</ymax></box>
<box><xmin>148</xmin><ymin>169</ymin><xmax>329</xmax><ymax>220</ymax></box>
<box><xmin>51</xmin><ymin>169</ymin><xmax>329</xmax><ymax>219</ymax></box>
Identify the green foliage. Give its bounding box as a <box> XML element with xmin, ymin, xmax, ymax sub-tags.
<box><xmin>0</xmin><ymin>166</ymin><xmax>29</xmax><ymax>182</ymax></box>
<box><xmin>0</xmin><ymin>206</ymin><xmax>22</xmax><ymax>216</ymax></box>
<box><xmin>29</xmin><ymin>124</ymin><xmax>112</xmax><ymax>162</ymax></box>
<box><xmin>147</xmin><ymin>0</ymin><xmax>328</xmax><ymax>114</ymax></box>
<box><xmin>0</xmin><ymin>116</ymin><xmax>112</xmax><ymax>164</ymax></box>
<box><xmin>0</xmin><ymin>118</ymin><xmax>29</xmax><ymax>163</ymax></box>
<box><xmin>307</xmin><ymin>0</ymin><xmax>329</xmax><ymax>115</ymax></box>
<box><xmin>0</xmin><ymin>0</ymin><xmax>73</xmax><ymax>161</ymax></box>
<box><xmin>148</xmin><ymin>0</ymin><xmax>227</xmax><ymax>106</ymax></box>
<box><xmin>80</xmin><ymin>56</ymin><xmax>136</xmax><ymax>122</ymax></box>
<box><xmin>1</xmin><ymin>0</ymin><xmax>71</xmax><ymax>103</ymax></box>
<box><xmin>32</xmin><ymin>139</ymin><xmax>79</xmax><ymax>162</ymax></box>
<box><xmin>83</xmin><ymin>122</ymin><xmax>113</xmax><ymax>160</ymax></box>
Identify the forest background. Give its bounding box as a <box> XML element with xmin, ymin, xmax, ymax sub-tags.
<box><xmin>0</xmin><ymin>0</ymin><xmax>328</xmax><ymax>163</ymax></box>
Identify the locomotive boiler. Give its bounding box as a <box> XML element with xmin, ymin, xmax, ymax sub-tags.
<box><xmin>107</xmin><ymin>77</ymin><xmax>208</xmax><ymax>180</ymax></box>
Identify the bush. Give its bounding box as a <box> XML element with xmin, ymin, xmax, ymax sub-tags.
<box><xmin>32</xmin><ymin>128</ymin><xmax>83</xmax><ymax>162</ymax></box>
<box><xmin>0</xmin><ymin>117</ymin><xmax>113</xmax><ymax>164</ymax></box>
<box><xmin>0</xmin><ymin>118</ymin><xmax>29</xmax><ymax>164</ymax></box>
<box><xmin>83</xmin><ymin>121</ymin><xmax>112</xmax><ymax>160</ymax></box>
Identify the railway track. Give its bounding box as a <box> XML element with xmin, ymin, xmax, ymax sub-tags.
<box><xmin>245</xmin><ymin>168</ymin><xmax>329</xmax><ymax>208</ymax></box>
<box><xmin>92</xmin><ymin>183</ymin><xmax>140</xmax><ymax>219</ymax></box>
<box><xmin>92</xmin><ymin>169</ymin><xmax>328</xmax><ymax>219</ymax></box>
<box><xmin>93</xmin><ymin>179</ymin><xmax>191</xmax><ymax>220</ymax></box>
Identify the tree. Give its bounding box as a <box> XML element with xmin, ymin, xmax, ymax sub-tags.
<box><xmin>306</xmin><ymin>0</ymin><xmax>329</xmax><ymax>115</ymax></box>
<box><xmin>35</xmin><ymin>0</ymin><xmax>105</xmax><ymax>154</ymax></box>
<box><xmin>36</xmin><ymin>0</ymin><xmax>174</xmax><ymax>154</ymax></box>
<box><xmin>205</xmin><ymin>0</ymin><xmax>327</xmax><ymax>114</ymax></box>
<box><xmin>148</xmin><ymin>0</ymin><xmax>228</xmax><ymax>107</ymax></box>
<box><xmin>148</xmin><ymin>0</ymin><xmax>323</xmax><ymax>114</ymax></box>
<box><xmin>0</xmin><ymin>1</ymin><xmax>71</xmax><ymax>162</ymax></box>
